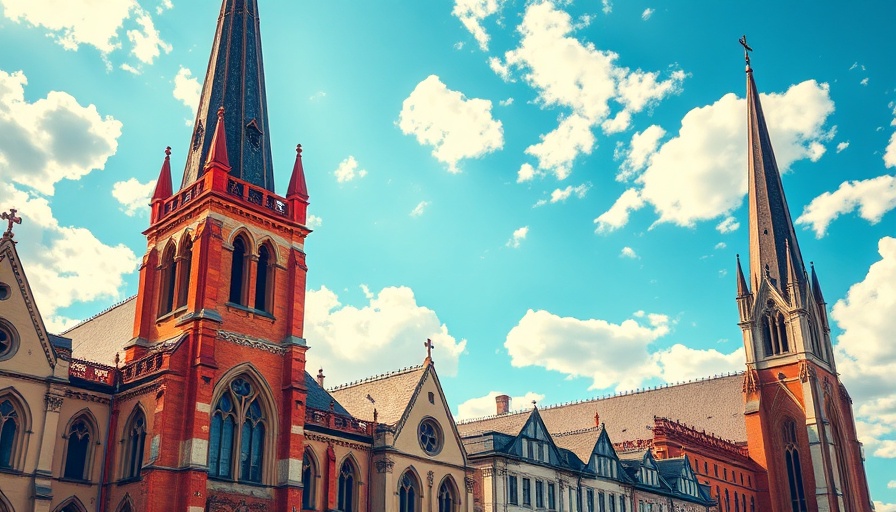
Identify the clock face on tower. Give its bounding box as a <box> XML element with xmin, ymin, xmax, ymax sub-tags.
<box><xmin>418</xmin><ymin>418</ymin><xmax>443</xmax><ymax>456</ymax></box>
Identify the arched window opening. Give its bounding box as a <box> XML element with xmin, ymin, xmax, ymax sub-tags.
<box><xmin>830</xmin><ymin>416</ymin><xmax>853</xmax><ymax>512</ymax></box>
<box><xmin>302</xmin><ymin>450</ymin><xmax>318</xmax><ymax>510</ymax></box>
<box><xmin>725</xmin><ymin>489</ymin><xmax>730</xmax><ymax>512</ymax></box>
<box><xmin>63</xmin><ymin>418</ymin><xmax>92</xmax><ymax>480</ymax></box>
<box><xmin>123</xmin><ymin>409</ymin><xmax>146</xmax><ymax>480</ymax></box>
<box><xmin>158</xmin><ymin>244</ymin><xmax>177</xmax><ymax>316</ymax></box>
<box><xmin>399</xmin><ymin>471</ymin><xmax>420</xmax><ymax>512</ymax></box>
<box><xmin>208</xmin><ymin>376</ymin><xmax>267</xmax><ymax>483</ymax></box>
<box><xmin>0</xmin><ymin>398</ymin><xmax>20</xmax><ymax>469</ymax></box>
<box><xmin>55</xmin><ymin>498</ymin><xmax>86</xmax><ymax>512</ymax></box>
<box><xmin>254</xmin><ymin>244</ymin><xmax>273</xmax><ymax>313</ymax></box>
<box><xmin>338</xmin><ymin>459</ymin><xmax>356</xmax><ymax>512</ymax></box>
<box><xmin>229</xmin><ymin>236</ymin><xmax>249</xmax><ymax>305</ymax></box>
<box><xmin>115</xmin><ymin>496</ymin><xmax>135</xmax><ymax>512</ymax></box>
<box><xmin>438</xmin><ymin>479</ymin><xmax>458</xmax><ymax>512</ymax></box>
<box><xmin>761</xmin><ymin>315</ymin><xmax>774</xmax><ymax>357</ymax></box>
<box><xmin>734</xmin><ymin>491</ymin><xmax>739</xmax><ymax>512</ymax></box>
<box><xmin>176</xmin><ymin>236</ymin><xmax>193</xmax><ymax>309</ymax></box>
<box><xmin>777</xmin><ymin>313</ymin><xmax>789</xmax><ymax>353</ymax></box>
<box><xmin>783</xmin><ymin>420</ymin><xmax>808</xmax><ymax>512</ymax></box>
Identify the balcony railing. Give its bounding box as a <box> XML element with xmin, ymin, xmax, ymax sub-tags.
<box><xmin>305</xmin><ymin>408</ymin><xmax>374</xmax><ymax>436</ymax></box>
<box><xmin>120</xmin><ymin>352</ymin><xmax>165</xmax><ymax>384</ymax></box>
<box><xmin>69</xmin><ymin>359</ymin><xmax>116</xmax><ymax>386</ymax></box>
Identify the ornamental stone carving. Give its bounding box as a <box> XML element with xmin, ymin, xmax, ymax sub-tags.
<box><xmin>45</xmin><ymin>394</ymin><xmax>63</xmax><ymax>412</ymax></box>
<box><xmin>374</xmin><ymin>456</ymin><xmax>394</xmax><ymax>474</ymax></box>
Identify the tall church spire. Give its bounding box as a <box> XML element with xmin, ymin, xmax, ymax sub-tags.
<box><xmin>181</xmin><ymin>0</ymin><xmax>275</xmax><ymax>192</ymax></box>
<box><xmin>744</xmin><ymin>42</ymin><xmax>807</xmax><ymax>293</ymax></box>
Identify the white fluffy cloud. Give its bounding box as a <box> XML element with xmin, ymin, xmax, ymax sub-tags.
<box><xmin>0</xmin><ymin>69</ymin><xmax>122</xmax><ymax>195</ymax></box>
<box><xmin>594</xmin><ymin>188</ymin><xmax>644</xmax><ymax>234</ymax></box>
<box><xmin>495</xmin><ymin>2</ymin><xmax>684</xmax><ymax>179</ymax></box>
<box><xmin>398</xmin><ymin>75</ymin><xmax>504</xmax><ymax>172</ymax></box>
<box><xmin>618</xmin><ymin>125</ymin><xmax>665</xmax><ymax>181</ymax></box>
<box><xmin>504</xmin><ymin>308</ymin><xmax>744</xmax><ymax>392</ymax></box>
<box><xmin>716</xmin><ymin>216</ymin><xmax>740</xmax><ymax>233</ymax></box>
<box><xmin>620</xmin><ymin>246</ymin><xmax>637</xmax><ymax>259</ymax></box>
<box><xmin>885</xmin><ymin>104</ymin><xmax>896</xmax><ymax>168</ymax></box>
<box><xmin>306</xmin><ymin>214</ymin><xmax>323</xmax><ymax>230</ymax></box>
<box><xmin>641</xmin><ymin>8</ymin><xmax>654</xmax><ymax>20</ymax></box>
<box><xmin>796</xmin><ymin>174</ymin><xmax>896</xmax><ymax>237</ymax></box>
<box><xmin>112</xmin><ymin>177</ymin><xmax>154</xmax><ymax>216</ymax></box>
<box><xmin>534</xmin><ymin>184</ymin><xmax>589</xmax><ymax>207</ymax></box>
<box><xmin>0</xmin><ymin>0</ymin><xmax>170</xmax><ymax>67</ymax></box>
<box><xmin>173</xmin><ymin>66</ymin><xmax>201</xmax><ymax>119</ymax></box>
<box><xmin>455</xmin><ymin>391</ymin><xmax>545</xmax><ymax>421</ymax></box>
<box><xmin>452</xmin><ymin>0</ymin><xmax>504</xmax><ymax>51</ymax></box>
<box><xmin>410</xmin><ymin>201</ymin><xmax>429</xmax><ymax>217</ymax></box>
<box><xmin>832</xmin><ymin>237</ymin><xmax>896</xmax><ymax>454</ymax></box>
<box><xmin>1</xmin><ymin>183</ymin><xmax>138</xmax><ymax>332</ymax></box>
<box><xmin>596</xmin><ymin>80</ymin><xmax>834</xmax><ymax>230</ymax></box>
<box><xmin>507</xmin><ymin>226</ymin><xmax>528</xmax><ymax>248</ymax></box>
<box><xmin>517</xmin><ymin>163</ymin><xmax>538</xmax><ymax>183</ymax></box>
<box><xmin>333</xmin><ymin>156</ymin><xmax>368</xmax><ymax>183</ymax></box>
<box><xmin>304</xmin><ymin>285</ymin><xmax>467</xmax><ymax>386</ymax></box>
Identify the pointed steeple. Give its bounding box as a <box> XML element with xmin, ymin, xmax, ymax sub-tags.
<box><xmin>205</xmin><ymin>107</ymin><xmax>232</xmax><ymax>172</ymax></box>
<box><xmin>810</xmin><ymin>262</ymin><xmax>826</xmax><ymax>305</ymax></box>
<box><xmin>150</xmin><ymin>147</ymin><xmax>173</xmax><ymax>223</ymax></box>
<box><xmin>152</xmin><ymin>147</ymin><xmax>173</xmax><ymax>201</ymax></box>
<box><xmin>744</xmin><ymin>43</ymin><xmax>807</xmax><ymax>294</ymax></box>
<box><xmin>287</xmin><ymin>144</ymin><xmax>308</xmax><ymax>200</ymax></box>
<box><xmin>736</xmin><ymin>254</ymin><xmax>750</xmax><ymax>296</ymax></box>
<box><xmin>182</xmin><ymin>0</ymin><xmax>275</xmax><ymax>192</ymax></box>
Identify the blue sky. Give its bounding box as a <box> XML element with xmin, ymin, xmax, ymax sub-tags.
<box><xmin>1</xmin><ymin>0</ymin><xmax>895</xmax><ymax>504</ymax></box>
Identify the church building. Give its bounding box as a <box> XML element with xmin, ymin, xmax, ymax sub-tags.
<box><xmin>0</xmin><ymin>1</ymin><xmax>872</xmax><ymax>511</ymax></box>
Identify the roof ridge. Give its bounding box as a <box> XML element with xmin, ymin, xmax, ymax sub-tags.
<box><xmin>327</xmin><ymin>363</ymin><xmax>425</xmax><ymax>391</ymax></box>
<box><xmin>60</xmin><ymin>295</ymin><xmax>137</xmax><ymax>335</ymax></box>
<box><xmin>553</xmin><ymin>425</ymin><xmax>602</xmax><ymax>438</ymax></box>
<box><xmin>457</xmin><ymin>372</ymin><xmax>746</xmax><ymax>424</ymax></box>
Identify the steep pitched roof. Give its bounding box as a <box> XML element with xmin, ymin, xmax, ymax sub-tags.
<box><xmin>328</xmin><ymin>365</ymin><xmax>426</xmax><ymax>424</ymax></box>
<box><xmin>458</xmin><ymin>374</ymin><xmax>746</xmax><ymax>444</ymax></box>
<box><xmin>552</xmin><ymin>426</ymin><xmax>604</xmax><ymax>462</ymax></box>
<box><xmin>62</xmin><ymin>296</ymin><xmax>136</xmax><ymax>365</ymax></box>
<box><xmin>304</xmin><ymin>371</ymin><xmax>350</xmax><ymax>416</ymax></box>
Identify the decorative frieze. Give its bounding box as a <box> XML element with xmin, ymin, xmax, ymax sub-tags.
<box><xmin>45</xmin><ymin>393</ymin><xmax>63</xmax><ymax>412</ymax></box>
<box><xmin>374</xmin><ymin>456</ymin><xmax>395</xmax><ymax>474</ymax></box>
<box><xmin>217</xmin><ymin>330</ymin><xmax>287</xmax><ymax>355</ymax></box>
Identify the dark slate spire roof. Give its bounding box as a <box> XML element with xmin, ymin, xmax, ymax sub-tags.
<box><xmin>736</xmin><ymin>254</ymin><xmax>749</xmax><ymax>296</ymax></box>
<box><xmin>745</xmin><ymin>54</ymin><xmax>807</xmax><ymax>293</ymax></box>
<box><xmin>181</xmin><ymin>0</ymin><xmax>275</xmax><ymax>192</ymax></box>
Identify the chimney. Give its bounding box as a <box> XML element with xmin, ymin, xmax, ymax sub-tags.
<box><xmin>496</xmin><ymin>394</ymin><xmax>511</xmax><ymax>415</ymax></box>
<box><xmin>317</xmin><ymin>368</ymin><xmax>325</xmax><ymax>388</ymax></box>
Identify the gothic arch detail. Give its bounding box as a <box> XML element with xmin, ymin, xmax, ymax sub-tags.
<box><xmin>53</xmin><ymin>496</ymin><xmax>87</xmax><ymax>512</ymax></box>
<box><xmin>61</xmin><ymin>409</ymin><xmax>99</xmax><ymax>481</ymax></box>
<box><xmin>0</xmin><ymin>388</ymin><xmax>30</xmax><ymax>471</ymax></box>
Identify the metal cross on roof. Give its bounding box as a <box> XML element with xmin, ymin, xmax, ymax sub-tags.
<box><xmin>1</xmin><ymin>208</ymin><xmax>22</xmax><ymax>239</ymax></box>
<box><xmin>424</xmin><ymin>338</ymin><xmax>434</xmax><ymax>359</ymax></box>
<box><xmin>739</xmin><ymin>35</ymin><xmax>753</xmax><ymax>65</ymax></box>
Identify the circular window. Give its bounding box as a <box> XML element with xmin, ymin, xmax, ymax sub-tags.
<box><xmin>418</xmin><ymin>418</ymin><xmax>443</xmax><ymax>456</ymax></box>
<box><xmin>0</xmin><ymin>283</ymin><xmax>10</xmax><ymax>300</ymax></box>
<box><xmin>0</xmin><ymin>321</ymin><xmax>18</xmax><ymax>360</ymax></box>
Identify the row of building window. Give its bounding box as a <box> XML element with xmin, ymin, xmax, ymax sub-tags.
<box><xmin>508</xmin><ymin>476</ymin><xmax>626</xmax><ymax>512</ymax></box>
<box><xmin>691</xmin><ymin>457</ymin><xmax>752</xmax><ymax>488</ymax></box>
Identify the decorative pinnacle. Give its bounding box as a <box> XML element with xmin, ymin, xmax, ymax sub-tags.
<box><xmin>217</xmin><ymin>106</ymin><xmax>225</xmax><ymax>119</ymax></box>
<box><xmin>296</xmin><ymin>144</ymin><xmax>303</xmax><ymax>156</ymax></box>
<box><xmin>1</xmin><ymin>208</ymin><xmax>22</xmax><ymax>239</ymax></box>
<box><xmin>739</xmin><ymin>35</ymin><xmax>753</xmax><ymax>69</ymax></box>
<box><xmin>165</xmin><ymin>146</ymin><xmax>171</xmax><ymax>159</ymax></box>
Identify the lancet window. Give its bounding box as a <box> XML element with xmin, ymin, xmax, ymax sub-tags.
<box><xmin>399</xmin><ymin>471</ymin><xmax>421</xmax><ymax>512</ymax></box>
<box><xmin>783</xmin><ymin>420</ymin><xmax>808</xmax><ymax>512</ymax></box>
<box><xmin>302</xmin><ymin>450</ymin><xmax>318</xmax><ymax>510</ymax></box>
<box><xmin>208</xmin><ymin>376</ymin><xmax>267</xmax><ymax>483</ymax></box>
<box><xmin>0</xmin><ymin>398</ymin><xmax>22</xmax><ymax>470</ymax></box>
<box><xmin>762</xmin><ymin>303</ymin><xmax>790</xmax><ymax>357</ymax></box>
<box><xmin>338</xmin><ymin>459</ymin><xmax>357</xmax><ymax>512</ymax></box>
<box><xmin>438</xmin><ymin>478</ymin><xmax>458</xmax><ymax>512</ymax></box>
<box><xmin>176</xmin><ymin>235</ymin><xmax>193</xmax><ymax>309</ymax></box>
<box><xmin>229</xmin><ymin>236</ymin><xmax>249</xmax><ymax>305</ymax></box>
<box><xmin>63</xmin><ymin>416</ymin><xmax>94</xmax><ymax>481</ymax></box>
<box><xmin>254</xmin><ymin>244</ymin><xmax>274</xmax><ymax>313</ymax></box>
<box><xmin>158</xmin><ymin>243</ymin><xmax>177</xmax><ymax>316</ymax></box>
<box><xmin>122</xmin><ymin>408</ymin><xmax>146</xmax><ymax>479</ymax></box>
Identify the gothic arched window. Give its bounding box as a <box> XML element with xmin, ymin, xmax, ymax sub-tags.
<box><xmin>63</xmin><ymin>416</ymin><xmax>94</xmax><ymax>481</ymax></box>
<box><xmin>302</xmin><ymin>450</ymin><xmax>318</xmax><ymax>510</ymax></box>
<box><xmin>229</xmin><ymin>236</ymin><xmax>249</xmax><ymax>305</ymax></box>
<box><xmin>176</xmin><ymin>235</ymin><xmax>193</xmax><ymax>309</ymax></box>
<box><xmin>438</xmin><ymin>478</ymin><xmax>458</xmax><ymax>512</ymax></box>
<box><xmin>783</xmin><ymin>420</ymin><xmax>808</xmax><ymax>512</ymax></box>
<box><xmin>158</xmin><ymin>243</ymin><xmax>177</xmax><ymax>316</ymax></box>
<box><xmin>254</xmin><ymin>244</ymin><xmax>274</xmax><ymax>313</ymax></box>
<box><xmin>776</xmin><ymin>313</ymin><xmax>789</xmax><ymax>353</ymax></box>
<box><xmin>0</xmin><ymin>398</ymin><xmax>20</xmax><ymax>469</ymax></box>
<box><xmin>122</xmin><ymin>408</ymin><xmax>146</xmax><ymax>480</ymax></box>
<box><xmin>338</xmin><ymin>459</ymin><xmax>357</xmax><ymax>511</ymax></box>
<box><xmin>399</xmin><ymin>471</ymin><xmax>421</xmax><ymax>512</ymax></box>
<box><xmin>208</xmin><ymin>376</ymin><xmax>267</xmax><ymax>483</ymax></box>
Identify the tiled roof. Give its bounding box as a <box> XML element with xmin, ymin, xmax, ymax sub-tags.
<box><xmin>328</xmin><ymin>365</ymin><xmax>426</xmax><ymax>425</ymax></box>
<box><xmin>304</xmin><ymin>372</ymin><xmax>351</xmax><ymax>416</ymax></box>
<box><xmin>63</xmin><ymin>296</ymin><xmax>137</xmax><ymax>366</ymax></box>
<box><xmin>656</xmin><ymin>457</ymin><xmax>686</xmax><ymax>481</ymax></box>
<box><xmin>552</xmin><ymin>426</ymin><xmax>603</xmax><ymax>462</ymax></box>
<box><xmin>458</xmin><ymin>374</ymin><xmax>746</xmax><ymax>445</ymax></box>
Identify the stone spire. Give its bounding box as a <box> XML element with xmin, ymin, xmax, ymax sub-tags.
<box><xmin>736</xmin><ymin>254</ymin><xmax>750</xmax><ymax>296</ymax></box>
<box><xmin>745</xmin><ymin>49</ymin><xmax>807</xmax><ymax>294</ymax></box>
<box><xmin>150</xmin><ymin>147</ymin><xmax>173</xmax><ymax>223</ymax></box>
<box><xmin>181</xmin><ymin>0</ymin><xmax>275</xmax><ymax>192</ymax></box>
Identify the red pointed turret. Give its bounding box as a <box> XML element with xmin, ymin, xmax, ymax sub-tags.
<box><xmin>150</xmin><ymin>147</ymin><xmax>173</xmax><ymax>223</ymax></box>
<box><xmin>287</xmin><ymin>144</ymin><xmax>310</xmax><ymax>225</ymax></box>
<box><xmin>204</xmin><ymin>107</ymin><xmax>231</xmax><ymax>172</ymax></box>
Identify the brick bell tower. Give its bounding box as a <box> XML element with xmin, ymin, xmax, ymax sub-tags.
<box><xmin>114</xmin><ymin>0</ymin><xmax>312</xmax><ymax>510</ymax></box>
<box><xmin>734</xmin><ymin>39</ymin><xmax>872</xmax><ymax>512</ymax></box>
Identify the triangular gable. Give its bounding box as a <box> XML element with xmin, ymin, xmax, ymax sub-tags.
<box><xmin>0</xmin><ymin>238</ymin><xmax>57</xmax><ymax>373</ymax></box>
<box><xmin>678</xmin><ymin>454</ymin><xmax>698</xmax><ymax>481</ymax></box>
<box><xmin>508</xmin><ymin>408</ymin><xmax>566</xmax><ymax>467</ymax></box>
<box><xmin>638</xmin><ymin>451</ymin><xmax>675</xmax><ymax>492</ymax></box>
<box><xmin>392</xmin><ymin>363</ymin><xmax>468</xmax><ymax>466</ymax></box>
<box><xmin>587</xmin><ymin>428</ymin><xmax>632</xmax><ymax>483</ymax></box>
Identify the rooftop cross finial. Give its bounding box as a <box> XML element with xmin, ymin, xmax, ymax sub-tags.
<box><xmin>1</xmin><ymin>208</ymin><xmax>22</xmax><ymax>239</ymax></box>
<box><xmin>424</xmin><ymin>338</ymin><xmax>434</xmax><ymax>360</ymax></box>
<box><xmin>739</xmin><ymin>35</ymin><xmax>753</xmax><ymax>68</ymax></box>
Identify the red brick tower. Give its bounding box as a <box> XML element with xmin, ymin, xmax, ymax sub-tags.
<box><xmin>735</xmin><ymin>41</ymin><xmax>872</xmax><ymax>512</ymax></box>
<box><xmin>106</xmin><ymin>1</ymin><xmax>312</xmax><ymax>510</ymax></box>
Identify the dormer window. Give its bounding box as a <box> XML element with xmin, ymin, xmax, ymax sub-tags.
<box><xmin>596</xmin><ymin>455</ymin><xmax>617</xmax><ymax>478</ymax></box>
